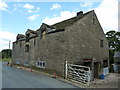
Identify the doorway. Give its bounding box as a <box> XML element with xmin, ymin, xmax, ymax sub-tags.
<box><xmin>94</xmin><ymin>62</ymin><xmax>100</xmax><ymax>78</ymax></box>
<box><xmin>83</xmin><ymin>59</ymin><xmax>92</xmax><ymax>68</ymax></box>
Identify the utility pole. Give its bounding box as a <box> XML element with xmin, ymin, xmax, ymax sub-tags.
<box><xmin>9</xmin><ymin>40</ymin><xmax>10</xmax><ymax>49</ymax></box>
<box><xmin>8</xmin><ymin>40</ymin><xmax>11</xmax><ymax>58</ymax></box>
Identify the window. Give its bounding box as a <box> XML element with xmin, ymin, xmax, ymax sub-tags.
<box><xmin>100</xmin><ymin>39</ymin><xmax>104</xmax><ymax>47</ymax></box>
<box><xmin>36</xmin><ymin>61</ymin><xmax>46</xmax><ymax>68</ymax></box>
<box><xmin>20</xmin><ymin>42</ymin><xmax>22</xmax><ymax>47</ymax></box>
<box><xmin>41</xmin><ymin>30</ymin><xmax>46</xmax><ymax>39</ymax></box>
<box><xmin>103</xmin><ymin>60</ymin><xmax>108</xmax><ymax>68</ymax></box>
<box><xmin>34</xmin><ymin>38</ymin><xmax>36</xmax><ymax>46</ymax></box>
<box><xmin>92</xmin><ymin>19</ymin><xmax>95</xmax><ymax>25</ymax></box>
<box><xmin>43</xmin><ymin>62</ymin><xmax>45</xmax><ymax>67</ymax></box>
<box><xmin>24</xmin><ymin>61</ymin><xmax>29</xmax><ymax>66</ymax></box>
<box><xmin>26</xmin><ymin>34</ymin><xmax>30</xmax><ymax>42</ymax></box>
<box><xmin>16</xmin><ymin>60</ymin><xmax>20</xmax><ymax>64</ymax></box>
<box><xmin>40</xmin><ymin>62</ymin><xmax>42</xmax><ymax>66</ymax></box>
<box><xmin>25</xmin><ymin>45</ymin><xmax>29</xmax><ymax>52</ymax></box>
<box><xmin>37</xmin><ymin>62</ymin><xmax>39</xmax><ymax>65</ymax></box>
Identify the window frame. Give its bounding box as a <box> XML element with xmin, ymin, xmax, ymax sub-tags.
<box><xmin>20</xmin><ymin>41</ymin><xmax>22</xmax><ymax>47</ymax></box>
<box><xmin>100</xmin><ymin>39</ymin><xmax>104</xmax><ymax>47</ymax></box>
<box><xmin>24</xmin><ymin>61</ymin><xmax>29</xmax><ymax>66</ymax></box>
<box><xmin>92</xmin><ymin>18</ymin><xmax>95</xmax><ymax>25</ymax></box>
<box><xmin>34</xmin><ymin>38</ymin><xmax>36</xmax><ymax>46</ymax></box>
<box><xmin>36</xmin><ymin>61</ymin><xmax>46</xmax><ymax>68</ymax></box>
<box><xmin>41</xmin><ymin>30</ymin><xmax>46</xmax><ymax>39</ymax></box>
<box><xmin>25</xmin><ymin>45</ymin><xmax>29</xmax><ymax>52</ymax></box>
<box><xmin>26</xmin><ymin>34</ymin><xmax>30</xmax><ymax>42</ymax></box>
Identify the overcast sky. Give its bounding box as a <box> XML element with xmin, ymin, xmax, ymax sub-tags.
<box><xmin>0</xmin><ymin>0</ymin><xmax>119</xmax><ymax>51</ymax></box>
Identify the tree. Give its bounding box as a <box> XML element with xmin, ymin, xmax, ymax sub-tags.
<box><xmin>106</xmin><ymin>30</ymin><xmax>120</xmax><ymax>64</ymax></box>
<box><xmin>1</xmin><ymin>49</ymin><xmax>12</xmax><ymax>59</ymax></box>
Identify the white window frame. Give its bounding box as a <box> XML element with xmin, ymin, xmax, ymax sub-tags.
<box><xmin>24</xmin><ymin>61</ymin><xmax>29</xmax><ymax>66</ymax></box>
<box><xmin>36</xmin><ymin>61</ymin><xmax>45</xmax><ymax>68</ymax></box>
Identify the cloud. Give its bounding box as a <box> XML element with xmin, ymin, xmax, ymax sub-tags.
<box><xmin>118</xmin><ymin>2</ymin><xmax>120</xmax><ymax>32</ymax></box>
<box><xmin>27</xmin><ymin>14</ymin><xmax>39</xmax><ymax>21</ymax></box>
<box><xmin>0</xmin><ymin>1</ymin><xmax>11</xmax><ymax>13</ymax></box>
<box><xmin>27</xmin><ymin>10</ymin><xmax>34</xmax><ymax>13</ymax></box>
<box><xmin>13</xmin><ymin>3</ymin><xmax>39</xmax><ymax>13</ymax></box>
<box><xmin>42</xmin><ymin>11</ymin><xmax>76</xmax><ymax>25</ymax></box>
<box><xmin>80</xmin><ymin>2</ymin><xmax>93</xmax><ymax>7</ymax></box>
<box><xmin>13</xmin><ymin>7</ymin><xmax>17</xmax><ymax>11</ymax></box>
<box><xmin>13</xmin><ymin>3</ymin><xmax>23</xmax><ymax>11</ymax></box>
<box><xmin>13</xmin><ymin>3</ymin><xmax>22</xmax><ymax>7</ymax></box>
<box><xmin>0</xmin><ymin>1</ymin><xmax>8</xmax><ymax>10</ymax></box>
<box><xmin>23</xmin><ymin>4</ymin><xmax>34</xmax><ymax>9</ymax></box>
<box><xmin>0</xmin><ymin>29</ymin><xmax>17</xmax><ymax>52</ymax></box>
<box><xmin>50</xmin><ymin>4</ymin><xmax>61</xmax><ymax>10</ymax></box>
<box><xmin>94</xmin><ymin>0</ymin><xmax>118</xmax><ymax>33</ymax></box>
<box><xmin>27</xmin><ymin>7</ymin><xmax>40</xmax><ymax>13</ymax></box>
<box><xmin>37</xmin><ymin>7</ymin><xmax>40</xmax><ymax>10</ymax></box>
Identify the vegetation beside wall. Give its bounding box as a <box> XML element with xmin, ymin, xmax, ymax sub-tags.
<box><xmin>13</xmin><ymin>63</ymin><xmax>63</xmax><ymax>77</ymax></box>
<box><xmin>106</xmin><ymin>30</ymin><xmax>120</xmax><ymax>72</ymax></box>
<box><xmin>0</xmin><ymin>58</ymin><xmax>13</xmax><ymax>62</ymax></box>
<box><xmin>1</xmin><ymin>49</ymin><xmax>12</xmax><ymax>59</ymax></box>
<box><xmin>30</xmin><ymin>66</ymin><xmax>63</xmax><ymax>77</ymax></box>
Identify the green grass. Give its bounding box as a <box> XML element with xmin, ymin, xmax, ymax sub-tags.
<box><xmin>0</xmin><ymin>58</ymin><xmax>12</xmax><ymax>62</ymax></box>
<box><xmin>30</xmin><ymin>66</ymin><xmax>63</xmax><ymax>77</ymax></box>
<box><xmin>14</xmin><ymin>64</ymin><xmax>63</xmax><ymax>77</ymax></box>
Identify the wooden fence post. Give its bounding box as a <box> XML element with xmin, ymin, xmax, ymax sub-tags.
<box><xmin>65</xmin><ymin>61</ymin><xmax>67</xmax><ymax>79</ymax></box>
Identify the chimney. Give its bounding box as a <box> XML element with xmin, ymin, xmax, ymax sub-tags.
<box><xmin>77</xmin><ymin>11</ymin><xmax>83</xmax><ymax>16</ymax></box>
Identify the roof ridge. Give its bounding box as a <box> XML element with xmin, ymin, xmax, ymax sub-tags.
<box><xmin>51</xmin><ymin>10</ymin><xmax>94</xmax><ymax>30</ymax></box>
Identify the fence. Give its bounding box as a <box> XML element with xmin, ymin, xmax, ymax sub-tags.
<box><xmin>65</xmin><ymin>61</ymin><xmax>91</xmax><ymax>86</ymax></box>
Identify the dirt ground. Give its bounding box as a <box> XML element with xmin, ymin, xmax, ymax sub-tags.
<box><xmin>58</xmin><ymin>73</ymin><xmax>120</xmax><ymax>88</ymax></box>
<box><xmin>89</xmin><ymin>73</ymin><xmax>120</xmax><ymax>88</ymax></box>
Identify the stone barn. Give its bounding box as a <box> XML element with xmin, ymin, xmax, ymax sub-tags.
<box><xmin>12</xmin><ymin>10</ymin><xmax>109</xmax><ymax>80</ymax></box>
<box><xmin>114</xmin><ymin>52</ymin><xmax>120</xmax><ymax>73</ymax></box>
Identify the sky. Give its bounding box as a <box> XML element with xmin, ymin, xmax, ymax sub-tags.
<box><xmin>0</xmin><ymin>0</ymin><xmax>119</xmax><ymax>51</ymax></box>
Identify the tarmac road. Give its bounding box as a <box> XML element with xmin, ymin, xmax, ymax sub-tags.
<box><xmin>2</xmin><ymin>62</ymin><xmax>80</xmax><ymax>88</ymax></box>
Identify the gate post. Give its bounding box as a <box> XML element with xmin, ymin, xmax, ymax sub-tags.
<box><xmin>65</xmin><ymin>61</ymin><xmax>67</xmax><ymax>79</ymax></box>
<box><xmin>87</xmin><ymin>67</ymin><xmax>91</xmax><ymax>86</ymax></box>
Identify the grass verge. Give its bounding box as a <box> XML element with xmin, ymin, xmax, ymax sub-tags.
<box><xmin>13</xmin><ymin>64</ymin><xmax>63</xmax><ymax>77</ymax></box>
<box><xmin>0</xmin><ymin>58</ymin><xmax>12</xmax><ymax>62</ymax></box>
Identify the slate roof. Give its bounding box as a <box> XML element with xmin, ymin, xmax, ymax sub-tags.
<box><xmin>15</xmin><ymin>10</ymin><xmax>94</xmax><ymax>42</ymax></box>
<box><xmin>40</xmin><ymin>23</ymin><xmax>55</xmax><ymax>30</ymax></box>
<box><xmin>26</xmin><ymin>29</ymin><xmax>38</xmax><ymax>35</ymax></box>
<box><xmin>17</xmin><ymin>34</ymin><xmax>25</xmax><ymax>38</ymax></box>
<box><xmin>51</xmin><ymin>10</ymin><xmax>93</xmax><ymax>30</ymax></box>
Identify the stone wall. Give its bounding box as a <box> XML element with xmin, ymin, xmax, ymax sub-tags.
<box><xmin>12</xmin><ymin>10</ymin><xmax>109</xmax><ymax>77</ymax></box>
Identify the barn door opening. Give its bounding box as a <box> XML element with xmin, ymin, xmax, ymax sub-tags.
<box><xmin>103</xmin><ymin>60</ymin><xmax>109</xmax><ymax>75</ymax></box>
<box><xmin>94</xmin><ymin>62</ymin><xmax>100</xmax><ymax>78</ymax></box>
<box><xmin>83</xmin><ymin>59</ymin><xmax>92</xmax><ymax>69</ymax></box>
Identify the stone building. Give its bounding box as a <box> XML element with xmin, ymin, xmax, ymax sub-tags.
<box><xmin>114</xmin><ymin>52</ymin><xmax>120</xmax><ymax>73</ymax></box>
<box><xmin>12</xmin><ymin>10</ymin><xmax>109</xmax><ymax>79</ymax></box>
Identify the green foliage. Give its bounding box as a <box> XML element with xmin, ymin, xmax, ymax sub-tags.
<box><xmin>106</xmin><ymin>30</ymin><xmax>120</xmax><ymax>51</ymax></box>
<box><xmin>106</xmin><ymin>30</ymin><xmax>120</xmax><ymax>64</ymax></box>
<box><xmin>109</xmin><ymin>50</ymin><xmax>114</xmax><ymax>64</ymax></box>
<box><xmin>1</xmin><ymin>49</ymin><xmax>12</xmax><ymax>59</ymax></box>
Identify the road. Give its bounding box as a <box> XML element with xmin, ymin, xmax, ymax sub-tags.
<box><xmin>2</xmin><ymin>62</ymin><xmax>80</xmax><ymax>88</ymax></box>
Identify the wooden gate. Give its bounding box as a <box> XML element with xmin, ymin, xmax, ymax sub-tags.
<box><xmin>65</xmin><ymin>61</ymin><xmax>91</xmax><ymax>86</ymax></box>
